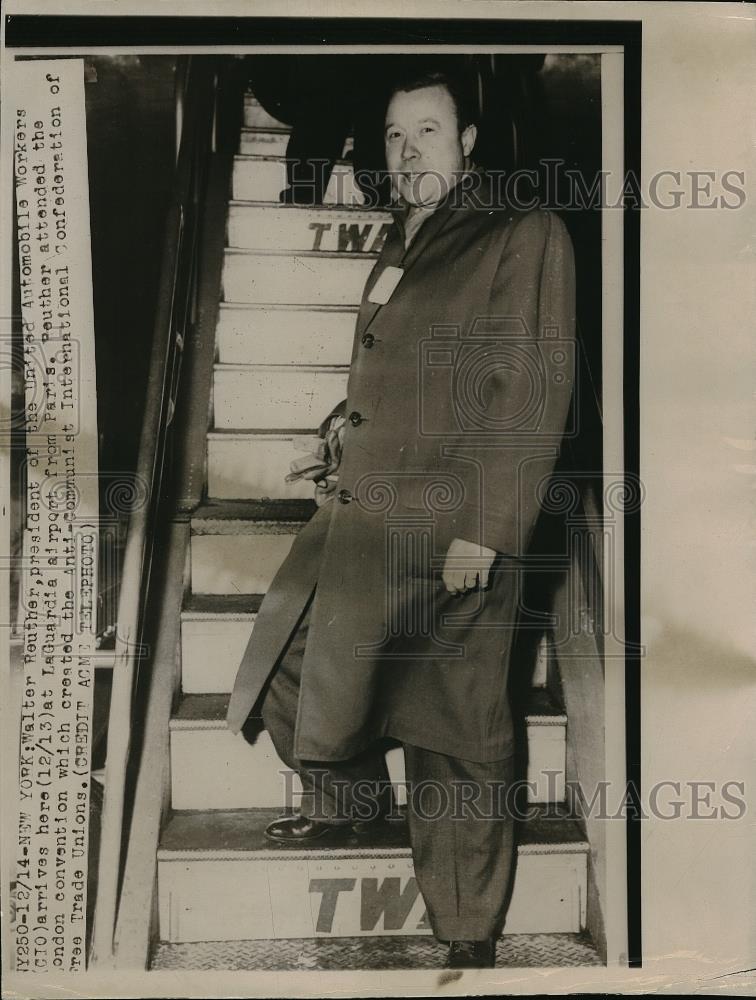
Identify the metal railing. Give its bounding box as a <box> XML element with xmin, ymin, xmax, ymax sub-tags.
<box><xmin>90</xmin><ymin>55</ymin><xmax>239</xmax><ymax>965</ymax></box>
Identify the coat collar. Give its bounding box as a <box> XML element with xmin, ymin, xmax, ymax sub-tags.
<box><xmin>388</xmin><ymin>165</ymin><xmax>507</xmax><ymax>262</ymax></box>
<box><xmin>356</xmin><ymin>166</ymin><xmax>502</xmax><ymax>339</ymax></box>
<box><xmin>389</xmin><ymin>164</ymin><xmax>484</xmax><ymax>245</ymax></box>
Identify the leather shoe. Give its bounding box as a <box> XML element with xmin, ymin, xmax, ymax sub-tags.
<box><xmin>264</xmin><ymin>814</ymin><xmax>355</xmax><ymax>844</ymax></box>
<box><xmin>445</xmin><ymin>939</ymin><xmax>496</xmax><ymax>969</ymax></box>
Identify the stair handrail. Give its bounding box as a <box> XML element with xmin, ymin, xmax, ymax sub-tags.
<box><xmin>91</xmin><ymin>55</ymin><xmax>229</xmax><ymax>965</ymax></box>
<box><xmin>562</xmin><ymin>319</ymin><xmax>605</xmax><ymax>639</ymax></box>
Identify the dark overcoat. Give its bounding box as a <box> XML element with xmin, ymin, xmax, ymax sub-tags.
<box><xmin>227</xmin><ymin>171</ymin><xmax>576</xmax><ymax>763</ymax></box>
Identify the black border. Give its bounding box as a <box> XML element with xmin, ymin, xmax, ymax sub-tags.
<box><xmin>622</xmin><ymin>27</ymin><xmax>642</xmax><ymax>971</ymax></box>
<box><xmin>4</xmin><ymin>13</ymin><xmax>643</xmax><ymax>969</ymax></box>
<box><xmin>7</xmin><ymin>15</ymin><xmax>640</xmax><ymax>48</ymax></box>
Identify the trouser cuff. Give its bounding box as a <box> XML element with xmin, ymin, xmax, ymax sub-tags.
<box><xmin>429</xmin><ymin>914</ymin><xmax>499</xmax><ymax>942</ymax></box>
<box><xmin>298</xmin><ymin>773</ymin><xmax>395</xmax><ymax>824</ymax></box>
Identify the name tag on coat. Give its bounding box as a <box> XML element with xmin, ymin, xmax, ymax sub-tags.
<box><xmin>368</xmin><ymin>266</ymin><xmax>404</xmax><ymax>304</ymax></box>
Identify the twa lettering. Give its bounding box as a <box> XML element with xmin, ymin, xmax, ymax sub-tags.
<box><xmin>308</xmin><ymin>876</ymin><xmax>431</xmax><ymax>934</ymax></box>
<box><xmin>308</xmin><ymin>221</ymin><xmax>392</xmax><ymax>254</ymax></box>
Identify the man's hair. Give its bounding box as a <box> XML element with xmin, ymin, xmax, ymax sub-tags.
<box><xmin>385</xmin><ymin>69</ymin><xmax>478</xmax><ymax>134</ymax></box>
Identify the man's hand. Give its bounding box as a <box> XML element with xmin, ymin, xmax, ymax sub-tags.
<box><xmin>442</xmin><ymin>537</ymin><xmax>497</xmax><ymax>594</ymax></box>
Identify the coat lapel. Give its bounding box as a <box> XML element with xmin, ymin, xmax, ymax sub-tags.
<box><xmin>356</xmin><ymin>170</ymin><xmax>488</xmax><ymax>340</ymax></box>
<box><xmin>355</xmin><ymin>219</ymin><xmax>405</xmax><ymax>339</ymax></box>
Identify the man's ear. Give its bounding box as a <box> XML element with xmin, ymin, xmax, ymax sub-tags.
<box><xmin>461</xmin><ymin>123</ymin><xmax>478</xmax><ymax>157</ymax></box>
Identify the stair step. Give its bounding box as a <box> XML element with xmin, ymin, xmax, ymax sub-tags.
<box><xmin>206</xmin><ymin>429</ymin><xmax>321</xmax><ymax>502</ymax></box>
<box><xmin>190</xmin><ymin>500</ymin><xmax>311</xmax><ymax>596</ymax></box>
<box><xmin>181</xmin><ymin>597</ymin><xmax>550</xmax><ymax>695</ymax></box>
<box><xmin>184</xmin><ymin>592</ymin><xmax>264</xmax><ymax>615</ymax></box>
<box><xmin>238</xmin><ymin>127</ymin><xmax>291</xmax><ymax>156</ymax></box>
<box><xmin>192</xmin><ymin>499</ymin><xmax>315</xmax><ymax>525</ymax></box>
<box><xmin>242</xmin><ymin>95</ymin><xmax>289</xmax><ymax>130</ymax></box>
<box><xmin>238</xmin><ymin>129</ymin><xmax>354</xmax><ymax>162</ymax></box>
<box><xmin>213</xmin><ymin>362</ymin><xmax>349</xmax><ymax>430</ymax></box>
<box><xmin>157</xmin><ymin>807</ymin><xmax>588</xmax><ymax>942</ymax></box>
<box><xmin>227</xmin><ymin>202</ymin><xmax>392</xmax><ymax>253</ymax></box>
<box><xmin>232</xmin><ymin>155</ymin><xmax>365</xmax><ymax>206</ymax></box>
<box><xmin>171</xmin><ymin>710</ymin><xmax>302</xmax><ymax>810</ymax></box>
<box><xmin>152</xmin><ymin>929</ymin><xmax>601</xmax><ymax>970</ymax></box>
<box><xmin>191</xmin><ymin>532</ymin><xmax>298</xmax><ymax>596</ymax></box>
<box><xmin>169</xmin><ymin>692</ymin><xmax>567</xmax><ymax>810</ymax></box>
<box><xmin>222</xmin><ymin>248</ymin><xmax>376</xmax><ymax>306</ymax></box>
<box><xmin>151</xmin><ymin>931</ymin><xmax>603</xmax><ymax>970</ymax></box>
<box><xmin>216</xmin><ymin>303</ymin><xmax>356</xmax><ymax>366</ymax></box>
<box><xmin>181</xmin><ymin>605</ymin><xmax>258</xmax><ymax>698</ymax></box>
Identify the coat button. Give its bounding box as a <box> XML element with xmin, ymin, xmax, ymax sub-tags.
<box><xmin>349</xmin><ymin>411</ymin><xmax>363</xmax><ymax>426</ymax></box>
<box><xmin>338</xmin><ymin>488</ymin><xmax>352</xmax><ymax>504</ymax></box>
<box><xmin>361</xmin><ymin>333</ymin><xmax>375</xmax><ymax>348</ymax></box>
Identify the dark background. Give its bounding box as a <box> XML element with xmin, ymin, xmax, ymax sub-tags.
<box><xmin>84</xmin><ymin>55</ymin><xmax>179</xmax><ymax>479</ymax></box>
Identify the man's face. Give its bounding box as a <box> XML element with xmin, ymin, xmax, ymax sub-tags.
<box><xmin>384</xmin><ymin>84</ymin><xmax>477</xmax><ymax>208</ymax></box>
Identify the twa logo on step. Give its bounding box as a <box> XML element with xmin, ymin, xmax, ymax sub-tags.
<box><xmin>308</xmin><ymin>221</ymin><xmax>392</xmax><ymax>254</ymax></box>
<box><xmin>309</xmin><ymin>874</ymin><xmax>431</xmax><ymax>935</ymax></box>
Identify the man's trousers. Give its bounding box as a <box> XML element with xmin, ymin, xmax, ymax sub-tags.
<box><xmin>258</xmin><ymin>601</ymin><xmax>518</xmax><ymax>942</ymax></box>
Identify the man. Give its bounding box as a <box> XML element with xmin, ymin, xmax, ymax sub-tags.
<box><xmin>227</xmin><ymin>69</ymin><xmax>576</xmax><ymax>968</ymax></box>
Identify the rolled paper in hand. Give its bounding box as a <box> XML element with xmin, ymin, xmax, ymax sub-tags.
<box><xmin>285</xmin><ymin>450</ymin><xmax>330</xmax><ymax>483</ymax></box>
<box><xmin>285</xmin><ymin>417</ymin><xmax>345</xmax><ymax>485</ymax></box>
